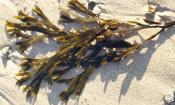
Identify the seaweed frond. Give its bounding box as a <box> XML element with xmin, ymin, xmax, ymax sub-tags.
<box><xmin>68</xmin><ymin>0</ymin><xmax>96</xmax><ymax>17</ymax></box>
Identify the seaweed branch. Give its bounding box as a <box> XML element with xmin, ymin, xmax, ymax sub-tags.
<box><xmin>5</xmin><ymin>0</ymin><xmax>175</xmax><ymax>104</ymax></box>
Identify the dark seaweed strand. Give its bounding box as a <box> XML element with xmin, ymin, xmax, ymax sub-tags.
<box><xmin>6</xmin><ymin>21</ymin><xmax>67</xmax><ymax>36</ymax></box>
<box><xmin>32</xmin><ymin>6</ymin><xmax>60</xmax><ymax>31</ymax></box>
<box><xmin>16</xmin><ymin>18</ymin><xmax>175</xmax><ymax>98</ymax></box>
<box><xmin>59</xmin><ymin>66</ymin><xmax>95</xmax><ymax>104</ymax></box>
<box><xmin>16</xmin><ymin>7</ymin><xmax>59</xmax><ymax>31</ymax></box>
<box><xmin>68</xmin><ymin>0</ymin><xmax>97</xmax><ymax>17</ymax></box>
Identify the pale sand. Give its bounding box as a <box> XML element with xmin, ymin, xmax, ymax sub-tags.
<box><xmin>0</xmin><ymin>0</ymin><xmax>175</xmax><ymax>105</ymax></box>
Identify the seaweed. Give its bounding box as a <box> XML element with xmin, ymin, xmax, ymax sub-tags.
<box><xmin>5</xmin><ymin>0</ymin><xmax>175</xmax><ymax>104</ymax></box>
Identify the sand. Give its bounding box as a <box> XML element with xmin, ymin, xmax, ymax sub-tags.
<box><xmin>0</xmin><ymin>0</ymin><xmax>175</xmax><ymax>105</ymax></box>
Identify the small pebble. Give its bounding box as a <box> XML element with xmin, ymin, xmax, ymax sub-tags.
<box><xmin>164</xmin><ymin>93</ymin><xmax>174</xmax><ymax>104</ymax></box>
<box><xmin>88</xmin><ymin>1</ymin><xmax>105</xmax><ymax>11</ymax></box>
<box><xmin>88</xmin><ymin>1</ymin><xmax>97</xmax><ymax>10</ymax></box>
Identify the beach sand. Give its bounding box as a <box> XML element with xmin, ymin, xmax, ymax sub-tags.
<box><xmin>0</xmin><ymin>0</ymin><xmax>175</xmax><ymax>105</ymax></box>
